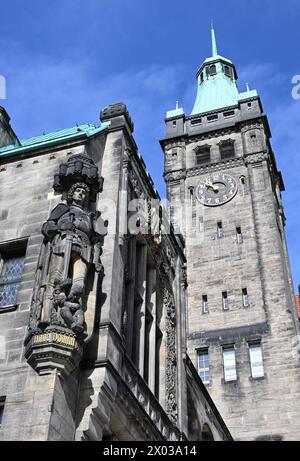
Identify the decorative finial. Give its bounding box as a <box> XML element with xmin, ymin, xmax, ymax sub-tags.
<box><xmin>211</xmin><ymin>20</ymin><xmax>218</xmax><ymax>57</ymax></box>
<box><xmin>176</xmin><ymin>101</ymin><xmax>179</xmax><ymax>109</ymax></box>
<box><xmin>246</xmin><ymin>82</ymin><xmax>250</xmax><ymax>91</ymax></box>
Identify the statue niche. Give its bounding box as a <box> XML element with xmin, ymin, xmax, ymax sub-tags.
<box><xmin>25</xmin><ymin>153</ymin><xmax>107</xmax><ymax>376</ymax></box>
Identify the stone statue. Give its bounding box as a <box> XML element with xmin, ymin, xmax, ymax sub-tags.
<box><xmin>25</xmin><ymin>153</ymin><xmax>107</xmax><ymax>376</ymax></box>
<box><xmin>38</xmin><ymin>181</ymin><xmax>105</xmax><ymax>332</ymax></box>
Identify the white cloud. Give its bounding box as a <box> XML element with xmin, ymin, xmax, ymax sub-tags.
<box><xmin>238</xmin><ymin>62</ymin><xmax>287</xmax><ymax>94</ymax></box>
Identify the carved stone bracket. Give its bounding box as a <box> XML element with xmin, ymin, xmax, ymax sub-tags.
<box><xmin>24</xmin><ymin>327</ymin><xmax>83</xmax><ymax>376</ymax></box>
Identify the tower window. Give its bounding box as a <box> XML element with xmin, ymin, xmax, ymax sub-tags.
<box><xmin>223</xmin><ymin>346</ymin><xmax>237</xmax><ymax>382</ymax></box>
<box><xmin>247</xmin><ymin>102</ymin><xmax>252</xmax><ymax>109</ymax></box>
<box><xmin>172</xmin><ymin>121</ymin><xmax>177</xmax><ymax>127</ymax></box>
<box><xmin>236</xmin><ymin>227</ymin><xmax>243</xmax><ymax>244</ymax></box>
<box><xmin>200</xmin><ymin>72</ymin><xmax>204</xmax><ymax>83</ymax></box>
<box><xmin>197</xmin><ymin>350</ymin><xmax>210</xmax><ymax>384</ymax></box>
<box><xmin>223</xmin><ymin>65</ymin><xmax>232</xmax><ymax>78</ymax></box>
<box><xmin>249</xmin><ymin>343</ymin><xmax>264</xmax><ymax>379</ymax></box>
<box><xmin>223</xmin><ymin>110</ymin><xmax>235</xmax><ymax>117</ymax></box>
<box><xmin>0</xmin><ymin>397</ymin><xmax>6</xmax><ymax>425</ymax></box>
<box><xmin>217</xmin><ymin>221</ymin><xmax>224</xmax><ymax>239</ymax></box>
<box><xmin>222</xmin><ymin>291</ymin><xmax>229</xmax><ymax>311</ymax></box>
<box><xmin>220</xmin><ymin>140</ymin><xmax>235</xmax><ymax>160</ymax></box>
<box><xmin>199</xmin><ymin>217</ymin><xmax>204</xmax><ymax>232</ymax></box>
<box><xmin>207</xmin><ymin>114</ymin><xmax>218</xmax><ymax>122</ymax></box>
<box><xmin>195</xmin><ymin>146</ymin><xmax>211</xmax><ymax>165</ymax></box>
<box><xmin>209</xmin><ymin>64</ymin><xmax>216</xmax><ymax>75</ymax></box>
<box><xmin>191</xmin><ymin>118</ymin><xmax>202</xmax><ymax>126</ymax></box>
<box><xmin>240</xmin><ymin>176</ymin><xmax>248</xmax><ymax>195</ymax></box>
<box><xmin>189</xmin><ymin>187</ymin><xmax>194</xmax><ymax>204</ymax></box>
<box><xmin>202</xmin><ymin>295</ymin><xmax>209</xmax><ymax>314</ymax></box>
<box><xmin>242</xmin><ymin>288</ymin><xmax>249</xmax><ymax>307</ymax></box>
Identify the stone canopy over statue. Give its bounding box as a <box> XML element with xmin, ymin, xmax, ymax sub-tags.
<box><xmin>25</xmin><ymin>153</ymin><xmax>107</xmax><ymax>376</ymax></box>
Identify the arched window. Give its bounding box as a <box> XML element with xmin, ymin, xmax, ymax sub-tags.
<box><xmin>209</xmin><ymin>64</ymin><xmax>216</xmax><ymax>75</ymax></box>
<box><xmin>200</xmin><ymin>72</ymin><xmax>204</xmax><ymax>83</ymax></box>
<box><xmin>240</xmin><ymin>176</ymin><xmax>248</xmax><ymax>196</ymax></box>
<box><xmin>202</xmin><ymin>423</ymin><xmax>214</xmax><ymax>441</ymax></box>
<box><xmin>224</xmin><ymin>65</ymin><xmax>232</xmax><ymax>78</ymax></box>
<box><xmin>220</xmin><ymin>140</ymin><xmax>235</xmax><ymax>160</ymax></box>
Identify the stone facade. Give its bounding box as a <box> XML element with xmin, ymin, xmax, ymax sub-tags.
<box><xmin>161</xmin><ymin>97</ymin><xmax>300</xmax><ymax>440</ymax></box>
<box><xmin>0</xmin><ymin>103</ymin><xmax>231</xmax><ymax>441</ymax></box>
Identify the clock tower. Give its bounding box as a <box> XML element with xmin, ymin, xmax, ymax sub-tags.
<box><xmin>160</xmin><ymin>24</ymin><xmax>300</xmax><ymax>440</ymax></box>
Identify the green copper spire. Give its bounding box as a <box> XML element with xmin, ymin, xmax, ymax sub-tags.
<box><xmin>211</xmin><ymin>20</ymin><xmax>218</xmax><ymax>57</ymax></box>
<box><xmin>191</xmin><ymin>23</ymin><xmax>257</xmax><ymax>115</ymax></box>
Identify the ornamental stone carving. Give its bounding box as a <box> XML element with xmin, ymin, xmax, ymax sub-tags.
<box><xmin>187</xmin><ymin>158</ymin><xmax>243</xmax><ymax>177</ymax></box>
<box><xmin>25</xmin><ymin>153</ymin><xmax>107</xmax><ymax>376</ymax></box>
<box><xmin>163</xmin><ymin>286</ymin><xmax>178</xmax><ymax>423</ymax></box>
<box><xmin>244</xmin><ymin>152</ymin><xmax>268</xmax><ymax>165</ymax></box>
<box><xmin>164</xmin><ymin>170</ymin><xmax>186</xmax><ymax>183</ymax></box>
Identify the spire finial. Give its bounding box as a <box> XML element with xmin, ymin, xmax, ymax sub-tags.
<box><xmin>211</xmin><ymin>20</ymin><xmax>218</xmax><ymax>57</ymax></box>
<box><xmin>176</xmin><ymin>100</ymin><xmax>179</xmax><ymax>109</ymax></box>
<box><xmin>246</xmin><ymin>82</ymin><xmax>250</xmax><ymax>91</ymax></box>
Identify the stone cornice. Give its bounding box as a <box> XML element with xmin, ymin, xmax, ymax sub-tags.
<box><xmin>186</xmin><ymin>158</ymin><xmax>244</xmax><ymax>177</ymax></box>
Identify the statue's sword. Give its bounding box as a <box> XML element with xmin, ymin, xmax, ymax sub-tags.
<box><xmin>62</xmin><ymin>212</ymin><xmax>75</xmax><ymax>281</ymax></box>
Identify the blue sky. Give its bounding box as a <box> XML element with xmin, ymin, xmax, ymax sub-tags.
<box><xmin>1</xmin><ymin>0</ymin><xmax>300</xmax><ymax>288</ymax></box>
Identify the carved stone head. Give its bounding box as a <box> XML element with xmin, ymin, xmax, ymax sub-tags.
<box><xmin>67</xmin><ymin>182</ymin><xmax>90</xmax><ymax>208</ymax></box>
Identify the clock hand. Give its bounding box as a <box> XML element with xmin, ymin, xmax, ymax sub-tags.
<box><xmin>206</xmin><ymin>183</ymin><xmax>219</xmax><ymax>193</ymax></box>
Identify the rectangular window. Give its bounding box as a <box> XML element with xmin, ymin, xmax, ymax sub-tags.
<box><xmin>224</xmin><ymin>65</ymin><xmax>232</xmax><ymax>78</ymax></box>
<box><xmin>223</xmin><ymin>110</ymin><xmax>235</xmax><ymax>117</ymax></box>
<box><xmin>199</xmin><ymin>217</ymin><xmax>204</xmax><ymax>233</ymax></box>
<box><xmin>222</xmin><ymin>291</ymin><xmax>229</xmax><ymax>311</ymax></box>
<box><xmin>0</xmin><ymin>253</ymin><xmax>25</xmax><ymax>308</ymax></box>
<box><xmin>217</xmin><ymin>221</ymin><xmax>224</xmax><ymax>238</ymax></box>
<box><xmin>220</xmin><ymin>141</ymin><xmax>235</xmax><ymax>160</ymax></box>
<box><xmin>236</xmin><ymin>227</ymin><xmax>243</xmax><ymax>244</ymax></box>
<box><xmin>249</xmin><ymin>344</ymin><xmax>264</xmax><ymax>378</ymax></box>
<box><xmin>223</xmin><ymin>347</ymin><xmax>237</xmax><ymax>382</ymax></box>
<box><xmin>0</xmin><ymin>397</ymin><xmax>6</xmax><ymax>425</ymax></box>
<box><xmin>207</xmin><ymin>114</ymin><xmax>218</xmax><ymax>122</ymax></box>
<box><xmin>202</xmin><ymin>295</ymin><xmax>208</xmax><ymax>314</ymax></box>
<box><xmin>242</xmin><ymin>288</ymin><xmax>249</xmax><ymax>307</ymax></box>
<box><xmin>197</xmin><ymin>350</ymin><xmax>210</xmax><ymax>384</ymax></box>
<box><xmin>191</xmin><ymin>118</ymin><xmax>202</xmax><ymax>126</ymax></box>
<box><xmin>196</xmin><ymin>147</ymin><xmax>211</xmax><ymax>165</ymax></box>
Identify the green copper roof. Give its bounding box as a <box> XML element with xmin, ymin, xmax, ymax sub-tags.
<box><xmin>190</xmin><ymin>24</ymin><xmax>258</xmax><ymax>115</ymax></box>
<box><xmin>211</xmin><ymin>20</ymin><xmax>218</xmax><ymax>57</ymax></box>
<box><xmin>0</xmin><ymin>122</ymin><xmax>110</xmax><ymax>157</ymax></box>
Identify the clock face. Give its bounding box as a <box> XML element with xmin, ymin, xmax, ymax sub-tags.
<box><xmin>196</xmin><ymin>173</ymin><xmax>237</xmax><ymax>206</ymax></box>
